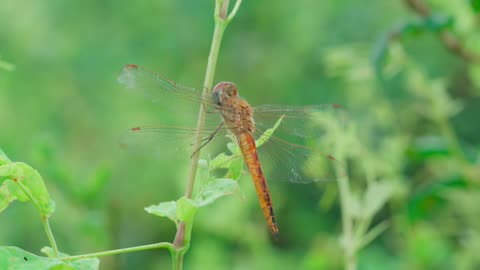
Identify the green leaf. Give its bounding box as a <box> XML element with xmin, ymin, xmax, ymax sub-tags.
<box><xmin>424</xmin><ymin>13</ymin><xmax>454</xmax><ymax>33</ymax></box>
<box><xmin>471</xmin><ymin>0</ymin><xmax>480</xmax><ymax>12</ymax></box>
<box><xmin>194</xmin><ymin>178</ymin><xmax>240</xmax><ymax>207</ymax></box>
<box><xmin>0</xmin><ymin>148</ymin><xmax>10</xmax><ymax>166</ymax></box>
<box><xmin>225</xmin><ymin>158</ymin><xmax>243</xmax><ymax>180</ymax></box>
<box><xmin>210</xmin><ymin>153</ymin><xmax>233</xmax><ymax>170</ymax></box>
<box><xmin>0</xmin><ymin>58</ymin><xmax>15</xmax><ymax>71</ymax></box>
<box><xmin>176</xmin><ymin>197</ymin><xmax>197</xmax><ymax>223</ymax></box>
<box><xmin>255</xmin><ymin>115</ymin><xmax>285</xmax><ymax>148</ymax></box>
<box><xmin>0</xmin><ymin>180</ymin><xmax>29</xmax><ymax>213</ymax></box>
<box><xmin>0</xmin><ymin>246</ymin><xmax>99</xmax><ymax>270</ymax></box>
<box><xmin>363</xmin><ymin>182</ymin><xmax>396</xmax><ymax>218</ymax></box>
<box><xmin>0</xmin><ymin>163</ymin><xmax>55</xmax><ymax>216</ymax></box>
<box><xmin>144</xmin><ymin>201</ymin><xmax>178</xmax><ymax>226</ymax></box>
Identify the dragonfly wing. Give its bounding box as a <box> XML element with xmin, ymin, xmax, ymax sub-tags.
<box><xmin>252</xmin><ymin>104</ymin><xmax>347</xmax><ymax>183</ymax></box>
<box><xmin>119</xmin><ymin>124</ymin><xmax>231</xmax><ymax>160</ymax></box>
<box><xmin>253</xmin><ymin>104</ymin><xmax>345</xmax><ymax>139</ymax></box>
<box><xmin>254</xmin><ymin>134</ymin><xmax>342</xmax><ymax>184</ymax></box>
<box><xmin>118</xmin><ymin>64</ymin><xmax>205</xmax><ymax>103</ymax></box>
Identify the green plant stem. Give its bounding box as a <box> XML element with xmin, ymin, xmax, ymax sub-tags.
<box><xmin>172</xmin><ymin>1</ymin><xmax>242</xmax><ymax>269</ymax></box>
<box><xmin>42</xmin><ymin>217</ymin><xmax>59</xmax><ymax>258</ymax></box>
<box><xmin>172</xmin><ymin>252</ymin><xmax>184</xmax><ymax>270</ymax></box>
<box><xmin>335</xmin><ymin>164</ymin><xmax>356</xmax><ymax>270</ymax></box>
<box><xmin>61</xmin><ymin>242</ymin><xmax>174</xmax><ymax>261</ymax></box>
<box><xmin>15</xmin><ymin>179</ymin><xmax>60</xmax><ymax>258</ymax></box>
<box><xmin>183</xmin><ymin>11</ymin><xmax>226</xmax><ymax>201</ymax></box>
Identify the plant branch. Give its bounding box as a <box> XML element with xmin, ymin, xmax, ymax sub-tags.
<box><xmin>15</xmin><ymin>179</ymin><xmax>60</xmax><ymax>258</ymax></box>
<box><xmin>42</xmin><ymin>217</ymin><xmax>60</xmax><ymax>258</ymax></box>
<box><xmin>172</xmin><ymin>0</ymin><xmax>242</xmax><ymax>263</ymax></box>
<box><xmin>61</xmin><ymin>242</ymin><xmax>174</xmax><ymax>261</ymax></box>
<box><xmin>227</xmin><ymin>0</ymin><xmax>243</xmax><ymax>22</ymax></box>
<box><xmin>403</xmin><ymin>0</ymin><xmax>480</xmax><ymax>63</ymax></box>
<box><xmin>335</xmin><ymin>164</ymin><xmax>356</xmax><ymax>270</ymax></box>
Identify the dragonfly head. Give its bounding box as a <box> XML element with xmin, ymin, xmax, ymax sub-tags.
<box><xmin>212</xmin><ymin>81</ymin><xmax>238</xmax><ymax>106</ymax></box>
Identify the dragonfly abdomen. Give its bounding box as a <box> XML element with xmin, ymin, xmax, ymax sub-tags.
<box><xmin>237</xmin><ymin>133</ymin><xmax>279</xmax><ymax>239</ymax></box>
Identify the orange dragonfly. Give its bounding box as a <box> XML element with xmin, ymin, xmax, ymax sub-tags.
<box><xmin>118</xmin><ymin>64</ymin><xmax>344</xmax><ymax>239</ymax></box>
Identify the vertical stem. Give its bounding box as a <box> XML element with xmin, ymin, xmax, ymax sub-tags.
<box><xmin>15</xmin><ymin>180</ymin><xmax>60</xmax><ymax>258</ymax></box>
<box><xmin>184</xmin><ymin>21</ymin><xmax>226</xmax><ymax>199</ymax></box>
<box><xmin>42</xmin><ymin>217</ymin><xmax>59</xmax><ymax>257</ymax></box>
<box><xmin>172</xmin><ymin>2</ymin><xmax>242</xmax><ymax>269</ymax></box>
<box><xmin>174</xmin><ymin>9</ymin><xmax>227</xmax><ymax>251</ymax></box>
<box><xmin>336</xmin><ymin>164</ymin><xmax>356</xmax><ymax>270</ymax></box>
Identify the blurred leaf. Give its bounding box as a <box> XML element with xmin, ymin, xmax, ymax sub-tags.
<box><xmin>0</xmin><ymin>58</ymin><xmax>15</xmax><ymax>71</ymax></box>
<box><xmin>408</xmin><ymin>177</ymin><xmax>468</xmax><ymax>222</ymax></box>
<box><xmin>0</xmin><ymin>162</ymin><xmax>55</xmax><ymax>217</ymax></box>
<box><xmin>406</xmin><ymin>224</ymin><xmax>452</xmax><ymax>268</ymax></box>
<box><xmin>210</xmin><ymin>153</ymin><xmax>233</xmax><ymax>170</ymax></box>
<box><xmin>409</xmin><ymin>136</ymin><xmax>450</xmax><ymax>161</ymax></box>
<box><xmin>193</xmin><ymin>178</ymin><xmax>240</xmax><ymax>207</ymax></box>
<box><xmin>176</xmin><ymin>197</ymin><xmax>197</xmax><ymax>224</ymax></box>
<box><xmin>471</xmin><ymin>0</ymin><xmax>480</xmax><ymax>12</ymax></box>
<box><xmin>225</xmin><ymin>157</ymin><xmax>243</xmax><ymax>180</ymax></box>
<box><xmin>0</xmin><ymin>148</ymin><xmax>10</xmax><ymax>165</ymax></box>
<box><xmin>374</xmin><ymin>14</ymin><xmax>452</xmax><ymax>80</ymax></box>
<box><xmin>49</xmin><ymin>265</ymin><xmax>76</xmax><ymax>270</ymax></box>
<box><xmin>363</xmin><ymin>182</ymin><xmax>395</xmax><ymax>218</ymax></box>
<box><xmin>0</xmin><ymin>180</ymin><xmax>30</xmax><ymax>213</ymax></box>
<box><xmin>41</xmin><ymin>247</ymin><xmax>99</xmax><ymax>270</ymax></box>
<box><xmin>357</xmin><ymin>221</ymin><xmax>389</xmax><ymax>251</ymax></box>
<box><xmin>0</xmin><ymin>246</ymin><xmax>99</xmax><ymax>270</ymax></box>
<box><xmin>424</xmin><ymin>14</ymin><xmax>454</xmax><ymax>33</ymax></box>
<box><xmin>145</xmin><ymin>201</ymin><xmax>178</xmax><ymax>226</ymax></box>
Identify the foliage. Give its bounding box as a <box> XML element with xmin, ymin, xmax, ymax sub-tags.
<box><xmin>1</xmin><ymin>0</ymin><xmax>479</xmax><ymax>269</ymax></box>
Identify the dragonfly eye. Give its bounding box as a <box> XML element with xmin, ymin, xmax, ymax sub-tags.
<box><xmin>212</xmin><ymin>89</ymin><xmax>222</xmax><ymax>106</ymax></box>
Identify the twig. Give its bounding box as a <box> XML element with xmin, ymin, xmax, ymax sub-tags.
<box><xmin>403</xmin><ymin>0</ymin><xmax>480</xmax><ymax>63</ymax></box>
<box><xmin>172</xmin><ymin>1</ymin><xmax>242</xmax><ymax>268</ymax></box>
<box><xmin>61</xmin><ymin>242</ymin><xmax>174</xmax><ymax>261</ymax></box>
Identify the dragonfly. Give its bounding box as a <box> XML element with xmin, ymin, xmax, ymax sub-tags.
<box><xmin>117</xmin><ymin>64</ymin><xmax>344</xmax><ymax>239</ymax></box>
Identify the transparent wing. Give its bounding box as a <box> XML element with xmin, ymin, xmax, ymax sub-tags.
<box><xmin>252</xmin><ymin>104</ymin><xmax>347</xmax><ymax>184</ymax></box>
<box><xmin>118</xmin><ymin>64</ymin><xmax>207</xmax><ymax>104</ymax></box>
<box><xmin>253</xmin><ymin>104</ymin><xmax>344</xmax><ymax>138</ymax></box>
<box><xmin>117</xmin><ymin>64</ymin><xmax>230</xmax><ymax>158</ymax></box>
<box><xmin>119</xmin><ymin>124</ymin><xmax>232</xmax><ymax>160</ymax></box>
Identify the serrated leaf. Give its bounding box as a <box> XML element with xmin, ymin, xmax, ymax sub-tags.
<box><xmin>0</xmin><ymin>163</ymin><xmax>55</xmax><ymax>217</ymax></box>
<box><xmin>144</xmin><ymin>201</ymin><xmax>178</xmax><ymax>226</ymax></box>
<box><xmin>0</xmin><ymin>246</ymin><xmax>99</xmax><ymax>270</ymax></box>
<box><xmin>194</xmin><ymin>179</ymin><xmax>240</xmax><ymax>207</ymax></box>
<box><xmin>176</xmin><ymin>197</ymin><xmax>197</xmax><ymax>223</ymax></box>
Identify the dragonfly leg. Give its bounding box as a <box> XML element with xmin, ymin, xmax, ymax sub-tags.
<box><xmin>191</xmin><ymin>122</ymin><xmax>224</xmax><ymax>158</ymax></box>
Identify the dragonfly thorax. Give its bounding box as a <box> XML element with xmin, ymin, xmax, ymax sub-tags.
<box><xmin>213</xmin><ymin>81</ymin><xmax>255</xmax><ymax>136</ymax></box>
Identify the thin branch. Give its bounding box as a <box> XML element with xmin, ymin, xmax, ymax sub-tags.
<box><xmin>15</xmin><ymin>179</ymin><xmax>60</xmax><ymax>257</ymax></box>
<box><xmin>61</xmin><ymin>242</ymin><xmax>174</xmax><ymax>261</ymax></box>
<box><xmin>403</xmin><ymin>0</ymin><xmax>480</xmax><ymax>63</ymax></box>
<box><xmin>227</xmin><ymin>0</ymin><xmax>243</xmax><ymax>22</ymax></box>
<box><xmin>173</xmin><ymin>0</ymin><xmax>242</xmax><ymax>263</ymax></box>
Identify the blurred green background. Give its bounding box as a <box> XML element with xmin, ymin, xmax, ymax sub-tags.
<box><xmin>1</xmin><ymin>0</ymin><xmax>480</xmax><ymax>269</ymax></box>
